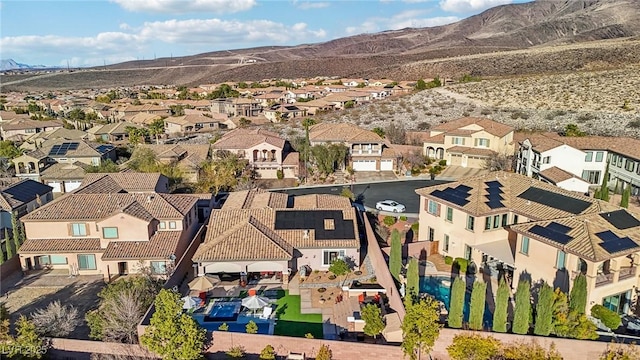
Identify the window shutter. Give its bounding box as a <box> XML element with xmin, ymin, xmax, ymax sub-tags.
<box><xmin>462</xmin><ymin>138</ymin><xmax>466</xmax><ymax>146</ymax></box>
<box><xmin>85</xmin><ymin>223</ymin><xmax>91</xmax><ymax>236</ymax></box>
<box><xmin>474</xmin><ymin>138</ymin><xmax>478</xmax><ymax>146</ymax></box>
<box><xmin>436</xmin><ymin>204</ymin><xmax>441</xmax><ymax>216</ymax></box>
<box><xmin>486</xmin><ymin>139</ymin><xmax>490</xmax><ymax>147</ymax></box>
<box><xmin>67</xmin><ymin>223</ymin><xmax>73</xmax><ymax>236</ymax></box>
<box><xmin>424</xmin><ymin>199</ymin><xmax>429</xmax><ymax>211</ymax></box>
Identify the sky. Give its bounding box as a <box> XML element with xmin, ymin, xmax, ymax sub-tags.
<box><xmin>1</xmin><ymin>0</ymin><xmax>529</xmax><ymax>67</ymax></box>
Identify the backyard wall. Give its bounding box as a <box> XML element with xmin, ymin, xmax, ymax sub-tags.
<box><xmin>0</xmin><ymin>255</ymin><xmax>21</xmax><ymax>283</ymax></box>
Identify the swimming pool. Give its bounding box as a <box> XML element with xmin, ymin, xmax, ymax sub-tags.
<box><xmin>419</xmin><ymin>275</ymin><xmax>493</xmax><ymax>327</ymax></box>
<box><xmin>206</xmin><ymin>301</ymin><xmax>241</xmax><ymax>322</ymax></box>
<box><xmin>197</xmin><ymin>314</ymin><xmax>272</xmax><ymax>334</ymax></box>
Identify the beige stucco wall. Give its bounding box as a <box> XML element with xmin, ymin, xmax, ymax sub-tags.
<box><xmin>297</xmin><ymin>247</ymin><xmax>360</xmax><ymax>271</ymax></box>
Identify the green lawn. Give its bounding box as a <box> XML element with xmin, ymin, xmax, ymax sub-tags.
<box><xmin>273</xmin><ymin>291</ymin><xmax>324</xmax><ymax>339</ymax></box>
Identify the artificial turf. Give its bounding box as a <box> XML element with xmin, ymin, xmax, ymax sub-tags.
<box><xmin>273</xmin><ymin>291</ymin><xmax>324</xmax><ymax>339</ymax></box>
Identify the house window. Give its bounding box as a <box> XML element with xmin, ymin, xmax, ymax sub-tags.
<box><xmin>581</xmin><ymin>170</ymin><xmax>600</xmax><ymax>184</ymax></box>
<box><xmin>513</xmin><ymin>214</ymin><xmax>519</xmax><ymax>225</ymax></box>
<box><xmin>543</xmin><ymin>156</ymin><xmax>551</xmax><ymax>164</ymax></box>
<box><xmin>322</xmin><ymin>250</ymin><xmax>346</xmax><ymax>266</ymax></box>
<box><xmin>71</xmin><ymin>223</ymin><xmax>87</xmax><ymax>236</ymax></box>
<box><xmin>485</xmin><ymin>217</ymin><xmax>491</xmax><ymax>230</ymax></box>
<box><xmin>151</xmin><ymin>261</ymin><xmax>167</xmax><ymax>275</ymax></box>
<box><xmin>556</xmin><ymin>250</ymin><xmax>566</xmax><ymax>270</ymax></box>
<box><xmin>77</xmin><ymin>254</ymin><xmax>97</xmax><ymax>270</ymax></box>
<box><xmin>617</xmin><ymin>155</ymin><xmax>623</xmax><ymax>168</ymax></box>
<box><xmin>520</xmin><ymin>237</ymin><xmax>529</xmax><ymax>255</ymax></box>
<box><xmin>443</xmin><ymin>234</ymin><xmax>450</xmax><ymax>253</ymax></box>
<box><xmin>603</xmin><ymin>291</ymin><xmax>631</xmax><ymax>315</ymax></box>
<box><xmin>159</xmin><ymin>222</ymin><xmax>166</xmax><ymax>229</ymax></box>
<box><xmin>464</xmin><ymin>245</ymin><xmax>472</xmax><ymax>261</ymax></box>
<box><xmin>38</xmin><ymin>255</ymin><xmax>67</xmax><ymax>265</ymax></box>
<box><xmin>585</xmin><ymin>152</ymin><xmax>593</xmax><ymax>162</ymax></box>
<box><xmin>493</xmin><ymin>215</ymin><xmax>500</xmax><ymax>229</ymax></box>
<box><xmin>466</xmin><ymin>216</ymin><xmax>475</xmax><ymax>231</ymax></box>
<box><xmin>102</xmin><ymin>227</ymin><xmax>118</xmax><ymax>239</ymax></box>
<box><xmin>501</xmin><ymin>214</ymin><xmax>508</xmax><ymax>227</ymax></box>
<box><xmin>595</xmin><ymin>152</ymin><xmax>604</xmax><ymax>162</ymax></box>
<box><xmin>624</xmin><ymin>160</ymin><xmax>635</xmax><ymax>172</ymax></box>
<box><xmin>428</xmin><ymin>227</ymin><xmax>435</xmax><ymax>241</ymax></box>
<box><xmin>169</xmin><ymin>221</ymin><xmax>177</xmax><ymax>229</ymax></box>
<box><xmin>452</xmin><ymin>137</ymin><xmax>465</xmax><ymax>145</ymax></box>
<box><xmin>475</xmin><ymin>138</ymin><xmax>490</xmax><ymax>147</ymax></box>
<box><xmin>445</xmin><ymin>207</ymin><xmax>453</xmax><ymax>222</ymax></box>
<box><xmin>427</xmin><ymin>200</ymin><xmax>438</xmax><ymax>215</ymax></box>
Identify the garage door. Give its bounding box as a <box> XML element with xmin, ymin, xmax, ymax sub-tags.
<box><xmin>352</xmin><ymin>160</ymin><xmax>377</xmax><ymax>171</ymax></box>
<box><xmin>247</xmin><ymin>261</ymin><xmax>285</xmax><ymax>272</ymax></box>
<box><xmin>380</xmin><ymin>160</ymin><xmax>394</xmax><ymax>171</ymax></box>
<box><xmin>204</xmin><ymin>262</ymin><xmax>243</xmax><ymax>274</ymax></box>
<box><xmin>65</xmin><ymin>181</ymin><xmax>82</xmax><ymax>192</ymax></box>
<box><xmin>47</xmin><ymin>181</ymin><xmax>62</xmax><ymax>193</ymax></box>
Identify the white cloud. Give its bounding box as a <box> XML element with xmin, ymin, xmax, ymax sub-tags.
<box><xmin>439</xmin><ymin>0</ymin><xmax>512</xmax><ymax>13</ymax></box>
<box><xmin>345</xmin><ymin>10</ymin><xmax>459</xmax><ymax>35</ymax></box>
<box><xmin>1</xmin><ymin>17</ymin><xmax>327</xmax><ymax>66</ymax></box>
<box><xmin>296</xmin><ymin>2</ymin><xmax>330</xmax><ymax>10</ymax></box>
<box><xmin>111</xmin><ymin>0</ymin><xmax>256</xmax><ymax>14</ymax></box>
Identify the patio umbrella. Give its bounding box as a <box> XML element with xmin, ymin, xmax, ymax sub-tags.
<box><xmin>241</xmin><ymin>295</ymin><xmax>270</xmax><ymax>314</ymax></box>
<box><xmin>188</xmin><ymin>275</ymin><xmax>217</xmax><ymax>292</ymax></box>
<box><xmin>181</xmin><ymin>296</ymin><xmax>198</xmax><ymax>310</ymax></box>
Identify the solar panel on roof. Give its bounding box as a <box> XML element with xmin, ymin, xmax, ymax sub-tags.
<box><xmin>546</xmin><ymin>222</ymin><xmax>572</xmax><ymax>234</ymax></box>
<box><xmin>96</xmin><ymin>145</ymin><xmax>115</xmax><ymax>154</ymax></box>
<box><xmin>274</xmin><ymin>210</ymin><xmax>355</xmax><ymax>240</ymax></box>
<box><xmin>432</xmin><ymin>188</ymin><xmax>470</xmax><ymax>207</ymax></box>
<box><xmin>48</xmin><ymin>145</ymin><xmax>62</xmax><ymax>156</ymax></box>
<box><xmin>486</xmin><ymin>199</ymin><xmax>504</xmax><ymax>209</ymax></box>
<box><xmin>455</xmin><ymin>184</ymin><xmax>472</xmax><ymax>192</ymax></box>
<box><xmin>599</xmin><ymin>236</ymin><xmax>639</xmax><ymax>254</ymax></box>
<box><xmin>67</xmin><ymin>142</ymin><xmax>79</xmax><ymax>150</ymax></box>
<box><xmin>600</xmin><ymin>210</ymin><xmax>640</xmax><ymax>230</ymax></box>
<box><xmin>596</xmin><ymin>230</ymin><xmax>620</xmax><ymax>243</ymax></box>
<box><xmin>529</xmin><ymin>224</ymin><xmax>573</xmax><ymax>245</ymax></box>
<box><xmin>485</xmin><ymin>180</ymin><xmax>502</xmax><ymax>188</ymax></box>
<box><xmin>485</xmin><ymin>193</ymin><xmax>504</xmax><ymax>201</ymax></box>
<box><xmin>518</xmin><ymin>187</ymin><xmax>591</xmax><ymax>215</ymax></box>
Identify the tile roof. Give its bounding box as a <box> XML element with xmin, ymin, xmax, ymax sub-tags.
<box><xmin>19</xmin><ymin>238</ymin><xmax>102</xmax><ymax>253</ymax></box>
<box><xmin>125</xmin><ymin>112</ymin><xmax>163</xmax><ymax>125</ymax></box>
<box><xmin>1</xmin><ymin>119</ymin><xmax>63</xmax><ymax>131</ymax></box>
<box><xmin>212</xmin><ymin>128</ymin><xmax>286</xmax><ymax>150</ymax></box>
<box><xmin>222</xmin><ymin>189</ymin><xmax>288</xmax><ymax>210</ymax></box>
<box><xmin>517</xmin><ymin>132</ymin><xmax>640</xmax><ymax>161</ymax></box>
<box><xmin>193</xmin><ymin>216</ymin><xmax>294</xmax><ymax>262</ymax></box>
<box><xmin>538</xmin><ymin>166</ymin><xmax>583</xmax><ymax>184</ymax></box>
<box><xmin>432</xmin><ymin>117</ymin><xmax>513</xmax><ymax>138</ymax></box>
<box><xmin>282</xmin><ymin>152</ymin><xmax>300</xmax><ymax>166</ymax></box>
<box><xmin>446</xmin><ymin>146</ymin><xmax>496</xmax><ymax>156</ymax></box>
<box><xmin>309</xmin><ymin>123</ymin><xmax>382</xmax><ymax>143</ymax></box>
<box><xmin>88</xmin><ymin>121</ymin><xmax>140</xmax><ymax>135</ymax></box>
<box><xmin>292</xmin><ymin>194</ymin><xmax>353</xmax><ymax>209</ymax></box>
<box><xmin>78</xmin><ymin>173</ymin><xmax>166</xmax><ymax>193</ymax></box>
<box><xmin>511</xmin><ymin>209</ymin><xmax>640</xmax><ymax>262</ymax></box>
<box><xmin>135</xmin><ymin>144</ymin><xmax>210</xmax><ymax>168</ymax></box>
<box><xmin>102</xmin><ymin>231</ymin><xmax>183</xmax><ymax>260</ymax></box>
<box><xmin>0</xmin><ymin>179</ymin><xmax>53</xmax><ymax>211</ymax></box>
<box><xmin>22</xmin><ymin>193</ymin><xmax>196</xmax><ymax>222</ymax></box>
<box><xmin>415</xmin><ymin>171</ymin><xmax>609</xmax><ymax>219</ymax></box>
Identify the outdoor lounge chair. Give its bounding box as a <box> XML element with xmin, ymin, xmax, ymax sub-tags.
<box><xmin>260</xmin><ymin>306</ymin><xmax>273</xmax><ymax>319</ymax></box>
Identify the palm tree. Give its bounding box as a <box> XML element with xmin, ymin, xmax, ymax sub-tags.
<box><xmin>148</xmin><ymin>119</ymin><xmax>165</xmax><ymax>145</ymax></box>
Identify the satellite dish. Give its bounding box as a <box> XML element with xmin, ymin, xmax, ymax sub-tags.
<box><xmin>169</xmin><ymin>254</ymin><xmax>176</xmax><ymax>261</ymax></box>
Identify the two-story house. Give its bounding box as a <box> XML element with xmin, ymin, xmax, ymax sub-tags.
<box><xmin>212</xmin><ymin>128</ymin><xmax>300</xmax><ymax>179</ymax></box>
<box><xmin>164</xmin><ymin>113</ymin><xmax>232</xmax><ymax>135</ymax></box>
<box><xmin>0</xmin><ymin>119</ymin><xmax>63</xmax><ymax>142</ymax></box>
<box><xmin>211</xmin><ymin>98</ymin><xmax>262</xmax><ymax>118</ymax></box>
<box><xmin>132</xmin><ymin>144</ymin><xmax>211</xmax><ymax>183</ymax></box>
<box><xmin>18</xmin><ymin>185</ymin><xmax>210</xmax><ymax>280</ymax></box>
<box><xmin>416</xmin><ymin>171</ymin><xmax>640</xmax><ymax>315</ymax></box>
<box><xmin>517</xmin><ymin>132</ymin><xmax>640</xmax><ymax>196</ymax></box>
<box><xmin>87</xmin><ymin>121</ymin><xmax>142</xmax><ymax>143</ymax></box>
<box><xmin>263</xmin><ymin>104</ymin><xmax>307</xmax><ymax>123</ymax></box>
<box><xmin>421</xmin><ymin>117</ymin><xmax>514</xmax><ymax>168</ymax></box>
<box><xmin>309</xmin><ymin>123</ymin><xmax>396</xmax><ymax>172</ymax></box>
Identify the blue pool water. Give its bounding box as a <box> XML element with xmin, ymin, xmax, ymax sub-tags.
<box><xmin>208</xmin><ymin>301</ymin><xmax>241</xmax><ymax>321</ymax></box>
<box><xmin>419</xmin><ymin>275</ymin><xmax>493</xmax><ymax>327</ymax></box>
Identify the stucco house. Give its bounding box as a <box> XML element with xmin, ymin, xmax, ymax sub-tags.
<box><xmin>193</xmin><ymin>191</ymin><xmax>361</xmax><ymax>285</ymax></box>
<box><xmin>421</xmin><ymin>117</ymin><xmax>514</xmax><ymax>168</ymax></box>
<box><xmin>0</xmin><ymin>119</ymin><xmax>63</xmax><ymax>142</ymax></box>
<box><xmin>415</xmin><ymin>171</ymin><xmax>640</xmax><ymax>315</ymax></box>
<box><xmin>132</xmin><ymin>144</ymin><xmax>211</xmax><ymax>183</ymax></box>
<box><xmin>212</xmin><ymin>128</ymin><xmax>300</xmax><ymax>179</ymax></box>
<box><xmin>309</xmin><ymin>123</ymin><xmax>396</xmax><ymax>172</ymax></box>
<box><xmin>164</xmin><ymin>113</ymin><xmax>231</xmax><ymax>135</ymax></box>
<box><xmin>87</xmin><ymin>121</ymin><xmax>142</xmax><ymax>143</ymax></box>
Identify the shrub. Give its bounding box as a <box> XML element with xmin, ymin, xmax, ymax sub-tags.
<box><xmin>600</xmin><ymin>343</ymin><xmax>640</xmax><ymax>360</ymax></box>
<box><xmin>448</xmin><ymin>277</ymin><xmax>465</xmax><ymax>329</ymax></box>
<box><xmin>340</xmin><ymin>187</ymin><xmax>355</xmax><ymax>201</ymax></box>
<box><xmin>304</xmin><ymin>333</ymin><xmax>314</xmax><ymax>338</ymax></box>
<box><xmin>438</xmin><ymin>159</ymin><xmax>447</xmax><ymax>166</ymax></box>
<box><xmin>502</xmin><ymin>340</ymin><xmax>563</xmax><ymax>360</ymax></box>
<box><xmin>417</xmin><ymin>122</ymin><xmax>431</xmax><ymax>130</ymax></box>
<box><xmin>407</xmin><ymin>258</ymin><xmax>419</xmax><ymax>298</ymax></box>
<box><xmin>316</xmin><ymin>344</ymin><xmax>332</xmax><ymax>360</ymax></box>
<box><xmin>30</xmin><ymin>300</ymin><xmax>80</xmax><ymax>337</ymax></box>
<box><xmin>591</xmin><ymin>304</ymin><xmax>621</xmax><ymax>330</ymax></box>
<box><xmin>276</xmin><ymin>169</ymin><xmax>284</xmax><ymax>180</ymax></box>
<box><xmin>383</xmin><ymin>216</ymin><xmax>397</xmax><ymax>226</ymax></box>
<box><xmin>569</xmin><ymin>274</ymin><xmax>587</xmax><ymax>314</ymax></box>
<box><xmin>444</xmin><ymin>256</ymin><xmax>453</xmax><ymax>265</ymax></box>
<box><xmin>390</xmin><ymin>230</ymin><xmax>402</xmax><ymax>282</ymax></box>
<box><xmin>226</xmin><ymin>345</ymin><xmax>246</xmax><ymax>358</ymax></box>
<box><xmin>453</xmin><ymin>258</ymin><xmax>468</xmax><ymax>274</ymax></box>
<box><xmin>493</xmin><ymin>279</ymin><xmax>509</xmax><ymax>333</ymax></box>
<box><xmin>627</xmin><ymin>120</ymin><xmax>640</xmax><ymax>129</ymax></box>
<box><xmin>399</xmin><ymin>215</ymin><xmax>408</xmax><ymax>221</ymax></box>
<box><xmin>512</xmin><ymin>279</ymin><xmax>531</xmax><ymax>335</ymax></box>
<box><xmin>245</xmin><ymin>320</ymin><xmax>258</xmax><ymax>334</ymax></box>
<box><xmin>259</xmin><ymin>344</ymin><xmax>276</xmax><ymax>360</ymax></box>
<box><xmin>447</xmin><ymin>333</ymin><xmax>501</xmax><ymax>360</ymax></box>
<box><xmin>533</xmin><ymin>282</ymin><xmax>554</xmax><ymax>336</ymax></box>
<box><xmin>469</xmin><ymin>281</ymin><xmax>487</xmax><ymax>330</ymax></box>
<box><xmin>218</xmin><ymin>322</ymin><xmax>229</xmax><ymax>331</ymax></box>
<box><xmin>410</xmin><ymin>222</ymin><xmax>419</xmax><ymax>233</ymax></box>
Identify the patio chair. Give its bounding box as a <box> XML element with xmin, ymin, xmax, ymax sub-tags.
<box><xmin>260</xmin><ymin>306</ymin><xmax>273</xmax><ymax>319</ymax></box>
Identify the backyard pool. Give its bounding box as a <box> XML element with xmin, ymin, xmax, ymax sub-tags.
<box><xmin>206</xmin><ymin>301</ymin><xmax>241</xmax><ymax>322</ymax></box>
<box><xmin>419</xmin><ymin>275</ymin><xmax>493</xmax><ymax>327</ymax></box>
<box><xmin>197</xmin><ymin>314</ymin><xmax>272</xmax><ymax>334</ymax></box>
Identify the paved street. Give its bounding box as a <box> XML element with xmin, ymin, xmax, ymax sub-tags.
<box><xmin>278</xmin><ymin>179</ymin><xmax>450</xmax><ymax>214</ymax></box>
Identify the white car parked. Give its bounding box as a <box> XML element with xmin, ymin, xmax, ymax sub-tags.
<box><xmin>376</xmin><ymin>200</ymin><xmax>406</xmax><ymax>213</ymax></box>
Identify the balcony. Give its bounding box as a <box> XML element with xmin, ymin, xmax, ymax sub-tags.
<box><xmin>595</xmin><ymin>272</ymin><xmax>614</xmax><ymax>287</ymax></box>
<box><xmin>619</xmin><ymin>266</ymin><xmax>637</xmax><ymax>281</ymax></box>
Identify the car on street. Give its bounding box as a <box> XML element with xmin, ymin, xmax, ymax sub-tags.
<box><xmin>375</xmin><ymin>200</ymin><xmax>406</xmax><ymax>213</ymax></box>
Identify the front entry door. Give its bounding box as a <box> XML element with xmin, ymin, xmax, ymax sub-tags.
<box><xmin>118</xmin><ymin>262</ymin><xmax>128</xmax><ymax>275</ymax></box>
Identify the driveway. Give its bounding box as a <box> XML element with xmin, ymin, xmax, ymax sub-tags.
<box><xmin>278</xmin><ymin>179</ymin><xmax>450</xmax><ymax>214</ymax></box>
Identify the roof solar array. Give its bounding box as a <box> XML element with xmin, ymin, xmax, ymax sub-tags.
<box><xmin>48</xmin><ymin>142</ymin><xmax>79</xmax><ymax>156</ymax></box>
<box><xmin>600</xmin><ymin>210</ymin><xmax>640</xmax><ymax>230</ymax></box>
<box><xmin>484</xmin><ymin>181</ymin><xmax>505</xmax><ymax>209</ymax></box>
<box><xmin>529</xmin><ymin>222</ymin><xmax>573</xmax><ymax>245</ymax></box>
<box><xmin>274</xmin><ymin>210</ymin><xmax>355</xmax><ymax>240</ymax></box>
<box><xmin>96</xmin><ymin>144</ymin><xmax>115</xmax><ymax>154</ymax></box>
<box><xmin>596</xmin><ymin>230</ymin><xmax>640</xmax><ymax>254</ymax></box>
<box><xmin>517</xmin><ymin>187</ymin><xmax>591</xmax><ymax>215</ymax></box>
<box><xmin>431</xmin><ymin>184</ymin><xmax>472</xmax><ymax>207</ymax></box>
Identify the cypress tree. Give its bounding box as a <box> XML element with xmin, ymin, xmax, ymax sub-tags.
<box><xmin>600</xmin><ymin>162</ymin><xmax>610</xmax><ymax>201</ymax></box>
<box><xmin>620</xmin><ymin>184</ymin><xmax>631</xmax><ymax>208</ymax></box>
<box><xmin>407</xmin><ymin>257</ymin><xmax>419</xmax><ymax>298</ymax></box>
<box><xmin>594</xmin><ymin>188</ymin><xmax>601</xmax><ymax>200</ymax></box>
<box><xmin>569</xmin><ymin>274</ymin><xmax>588</xmax><ymax>315</ymax></box>
<box><xmin>5</xmin><ymin>230</ymin><xmax>14</xmax><ymax>260</ymax></box>
<box><xmin>448</xmin><ymin>277</ymin><xmax>465</xmax><ymax>329</ymax></box>
<box><xmin>512</xmin><ymin>279</ymin><xmax>531</xmax><ymax>335</ymax></box>
<box><xmin>0</xmin><ymin>229</ymin><xmax>7</xmax><ymax>265</ymax></box>
<box><xmin>389</xmin><ymin>230</ymin><xmax>402</xmax><ymax>282</ymax></box>
<box><xmin>492</xmin><ymin>279</ymin><xmax>509</xmax><ymax>333</ymax></box>
<box><xmin>468</xmin><ymin>280</ymin><xmax>487</xmax><ymax>331</ymax></box>
<box><xmin>534</xmin><ymin>282</ymin><xmax>554</xmax><ymax>336</ymax></box>
<box><xmin>11</xmin><ymin>212</ymin><xmax>20</xmax><ymax>248</ymax></box>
